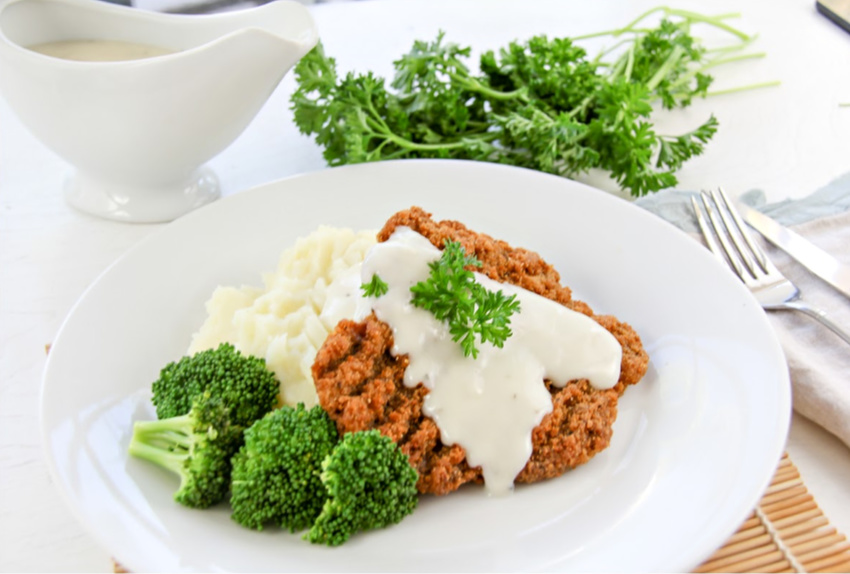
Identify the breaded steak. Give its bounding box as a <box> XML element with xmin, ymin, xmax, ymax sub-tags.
<box><xmin>312</xmin><ymin>207</ymin><xmax>649</xmax><ymax>495</ymax></box>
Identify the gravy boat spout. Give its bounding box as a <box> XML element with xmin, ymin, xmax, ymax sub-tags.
<box><xmin>0</xmin><ymin>0</ymin><xmax>319</xmax><ymax>222</ymax></box>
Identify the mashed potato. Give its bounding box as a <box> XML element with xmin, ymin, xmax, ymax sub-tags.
<box><xmin>188</xmin><ymin>226</ymin><xmax>377</xmax><ymax>407</ymax></box>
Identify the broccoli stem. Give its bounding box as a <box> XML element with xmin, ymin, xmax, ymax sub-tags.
<box><xmin>128</xmin><ymin>418</ymin><xmax>192</xmax><ymax>478</ymax></box>
<box><xmin>131</xmin><ymin>414</ymin><xmax>192</xmax><ymax>436</ymax></box>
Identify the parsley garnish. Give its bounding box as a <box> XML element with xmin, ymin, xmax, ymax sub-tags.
<box><xmin>291</xmin><ymin>8</ymin><xmax>776</xmax><ymax>197</ymax></box>
<box><xmin>410</xmin><ymin>241</ymin><xmax>520</xmax><ymax>358</ymax></box>
<box><xmin>361</xmin><ymin>273</ymin><xmax>389</xmax><ymax>298</ymax></box>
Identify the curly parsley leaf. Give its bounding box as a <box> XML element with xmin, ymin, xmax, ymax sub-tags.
<box><xmin>409</xmin><ymin>241</ymin><xmax>520</xmax><ymax>359</ymax></box>
<box><xmin>656</xmin><ymin>115</ymin><xmax>719</xmax><ymax>170</ymax></box>
<box><xmin>361</xmin><ymin>273</ymin><xmax>389</xmax><ymax>298</ymax></box>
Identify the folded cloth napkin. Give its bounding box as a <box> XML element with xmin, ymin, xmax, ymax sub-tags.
<box><xmin>636</xmin><ymin>172</ymin><xmax>850</xmax><ymax>450</ymax></box>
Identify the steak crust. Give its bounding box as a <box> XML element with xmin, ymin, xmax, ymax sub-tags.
<box><xmin>312</xmin><ymin>207</ymin><xmax>649</xmax><ymax>495</ymax></box>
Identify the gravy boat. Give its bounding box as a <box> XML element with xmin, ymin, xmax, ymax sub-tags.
<box><xmin>0</xmin><ymin>0</ymin><xmax>318</xmax><ymax>222</ymax></box>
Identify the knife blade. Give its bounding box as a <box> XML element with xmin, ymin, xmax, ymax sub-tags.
<box><xmin>739</xmin><ymin>203</ymin><xmax>850</xmax><ymax>301</ymax></box>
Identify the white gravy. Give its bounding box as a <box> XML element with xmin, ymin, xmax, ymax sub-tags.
<box><xmin>361</xmin><ymin>227</ymin><xmax>622</xmax><ymax>495</ymax></box>
<box><xmin>27</xmin><ymin>40</ymin><xmax>175</xmax><ymax>62</ymax></box>
<box><xmin>319</xmin><ymin>263</ymin><xmax>373</xmax><ymax>330</ymax></box>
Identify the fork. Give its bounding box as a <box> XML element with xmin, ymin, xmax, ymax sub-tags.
<box><xmin>691</xmin><ymin>188</ymin><xmax>850</xmax><ymax>346</ymax></box>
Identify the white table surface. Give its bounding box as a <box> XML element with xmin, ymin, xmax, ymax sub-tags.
<box><xmin>1</xmin><ymin>0</ymin><xmax>849</xmax><ymax>571</ymax></box>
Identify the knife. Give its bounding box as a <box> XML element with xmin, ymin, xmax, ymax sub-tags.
<box><xmin>738</xmin><ymin>204</ymin><xmax>850</xmax><ymax>301</ymax></box>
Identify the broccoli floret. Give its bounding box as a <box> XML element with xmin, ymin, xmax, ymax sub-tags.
<box><xmin>151</xmin><ymin>343</ymin><xmax>279</xmax><ymax>427</ymax></box>
<box><xmin>128</xmin><ymin>392</ymin><xmax>244</xmax><ymax>508</ymax></box>
<box><xmin>307</xmin><ymin>430</ymin><xmax>419</xmax><ymax>546</ymax></box>
<box><xmin>230</xmin><ymin>404</ymin><xmax>339</xmax><ymax>532</ymax></box>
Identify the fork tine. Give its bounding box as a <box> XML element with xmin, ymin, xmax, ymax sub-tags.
<box><xmin>712</xmin><ymin>187</ymin><xmax>770</xmax><ymax>275</ymax></box>
<box><xmin>690</xmin><ymin>195</ymin><xmax>728</xmax><ymax>264</ymax></box>
<box><xmin>707</xmin><ymin>188</ymin><xmax>761</xmax><ymax>280</ymax></box>
<box><xmin>695</xmin><ymin>190</ymin><xmax>748</xmax><ymax>280</ymax></box>
<box><xmin>713</xmin><ymin>187</ymin><xmax>770</xmax><ymax>273</ymax></box>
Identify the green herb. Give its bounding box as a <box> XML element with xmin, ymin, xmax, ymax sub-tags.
<box><xmin>409</xmin><ymin>240</ymin><xmax>520</xmax><ymax>358</ymax></box>
<box><xmin>291</xmin><ymin>7</ymin><xmax>774</xmax><ymax>197</ymax></box>
<box><xmin>361</xmin><ymin>273</ymin><xmax>389</xmax><ymax>298</ymax></box>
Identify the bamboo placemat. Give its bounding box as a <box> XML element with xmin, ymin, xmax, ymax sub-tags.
<box><xmin>109</xmin><ymin>453</ymin><xmax>849</xmax><ymax>573</ymax></box>
<box><xmin>695</xmin><ymin>453</ymin><xmax>850</xmax><ymax>573</ymax></box>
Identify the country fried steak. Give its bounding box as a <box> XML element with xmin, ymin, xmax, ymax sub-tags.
<box><xmin>312</xmin><ymin>207</ymin><xmax>649</xmax><ymax>495</ymax></box>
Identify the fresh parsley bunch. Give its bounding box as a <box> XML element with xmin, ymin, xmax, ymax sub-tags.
<box><xmin>291</xmin><ymin>7</ymin><xmax>772</xmax><ymax>197</ymax></box>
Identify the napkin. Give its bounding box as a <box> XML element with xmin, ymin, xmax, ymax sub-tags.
<box><xmin>636</xmin><ymin>172</ymin><xmax>850</xmax><ymax>450</ymax></box>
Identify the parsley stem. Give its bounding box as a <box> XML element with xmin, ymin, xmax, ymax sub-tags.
<box><xmin>593</xmin><ymin>37</ymin><xmax>635</xmax><ymax>63</ymax></box>
<box><xmin>365</xmin><ymin>99</ymin><xmax>394</xmax><ymax>134</ymax></box>
<box><xmin>363</xmin><ymin>86</ymin><xmax>500</xmax><ymax>153</ymax></box>
<box><xmin>703</xmin><ymin>51</ymin><xmax>766</xmax><ymax>68</ymax></box>
<box><xmin>624</xmin><ymin>43</ymin><xmax>636</xmax><ymax>81</ymax></box>
<box><xmin>371</xmin><ymin>122</ymin><xmax>498</xmax><ymax>152</ymax></box>
<box><xmin>608</xmin><ymin>53</ymin><xmax>628</xmax><ymax>82</ymax></box>
<box><xmin>373</xmin><ymin>138</ymin><xmax>392</xmax><ymax>155</ymax></box>
<box><xmin>567</xmin><ymin>94</ymin><xmax>594</xmax><ymax>119</ymax></box>
<box><xmin>664</xmin><ymin>50</ymin><xmax>764</xmax><ymax>93</ymax></box>
<box><xmin>646</xmin><ymin>44</ymin><xmax>684</xmax><ymax>92</ymax></box>
<box><xmin>608</xmin><ymin>43</ymin><xmax>637</xmax><ymax>83</ymax></box>
<box><xmin>707</xmin><ymin>80</ymin><xmax>781</xmax><ymax>97</ymax></box>
<box><xmin>660</xmin><ymin>8</ymin><xmax>750</xmax><ymax>41</ymax></box>
<box><xmin>570</xmin><ymin>6</ymin><xmax>673</xmax><ymax>40</ymax></box>
<box><xmin>705</xmin><ymin>39</ymin><xmax>756</xmax><ymax>55</ymax></box>
<box><xmin>573</xmin><ymin>6</ymin><xmax>749</xmax><ymax>42</ymax></box>
<box><xmin>450</xmin><ymin>73</ymin><xmax>527</xmax><ymax>102</ymax></box>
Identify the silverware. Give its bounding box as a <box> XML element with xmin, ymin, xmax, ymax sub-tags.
<box><xmin>738</xmin><ymin>203</ymin><xmax>850</xmax><ymax>301</ymax></box>
<box><xmin>691</xmin><ymin>188</ymin><xmax>850</xmax><ymax>346</ymax></box>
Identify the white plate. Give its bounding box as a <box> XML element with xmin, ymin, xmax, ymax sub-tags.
<box><xmin>41</xmin><ymin>159</ymin><xmax>790</xmax><ymax>573</ymax></box>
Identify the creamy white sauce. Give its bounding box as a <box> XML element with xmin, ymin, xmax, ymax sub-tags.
<box><xmin>27</xmin><ymin>40</ymin><xmax>175</xmax><ymax>62</ymax></box>
<box><xmin>319</xmin><ymin>263</ymin><xmax>373</xmax><ymax>330</ymax></box>
<box><xmin>361</xmin><ymin>227</ymin><xmax>622</xmax><ymax>495</ymax></box>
